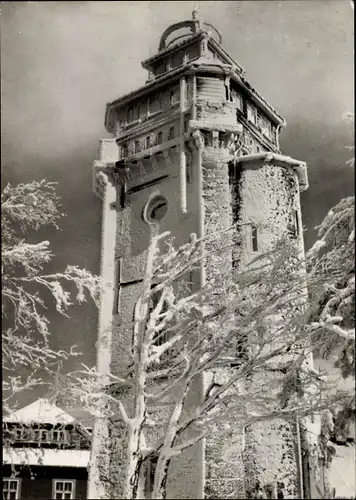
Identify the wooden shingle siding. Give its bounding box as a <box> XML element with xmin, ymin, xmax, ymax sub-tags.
<box><xmin>197</xmin><ymin>77</ymin><xmax>225</xmax><ymax>101</ymax></box>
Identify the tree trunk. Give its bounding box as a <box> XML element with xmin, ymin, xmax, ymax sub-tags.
<box><xmin>125</xmin><ymin>414</ymin><xmax>146</xmax><ymax>499</ymax></box>
<box><xmin>151</xmin><ymin>454</ymin><xmax>171</xmax><ymax>500</ymax></box>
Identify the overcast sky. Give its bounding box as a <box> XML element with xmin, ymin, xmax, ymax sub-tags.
<box><xmin>1</xmin><ymin>0</ymin><xmax>354</xmax><ymax>391</ymax></box>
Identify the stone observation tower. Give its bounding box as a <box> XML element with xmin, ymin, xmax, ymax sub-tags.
<box><xmin>90</xmin><ymin>11</ymin><xmax>324</xmax><ymax>500</ymax></box>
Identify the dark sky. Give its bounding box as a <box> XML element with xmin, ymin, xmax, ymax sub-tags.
<box><xmin>1</xmin><ymin>1</ymin><xmax>354</xmax><ymax>402</ymax></box>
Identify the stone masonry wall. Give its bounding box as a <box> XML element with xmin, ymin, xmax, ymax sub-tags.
<box><xmin>201</xmin><ymin>144</ymin><xmax>246</xmax><ymax>499</ymax></box>
<box><xmin>106</xmin><ymin>153</ymin><xmax>206</xmax><ymax>498</ymax></box>
<box><xmin>237</xmin><ymin>163</ymin><xmax>303</xmax><ymax>499</ymax></box>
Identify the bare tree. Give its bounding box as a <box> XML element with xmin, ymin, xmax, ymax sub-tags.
<box><xmin>64</xmin><ymin>226</ymin><xmax>352</xmax><ymax>499</ymax></box>
<box><xmin>2</xmin><ymin>180</ymin><xmax>101</xmax><ymax>441</ymax></box>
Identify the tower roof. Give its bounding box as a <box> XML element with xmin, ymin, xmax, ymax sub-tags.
<box><xmin>105</xmin><ymin>12</ymin><xmax>286</xmax><ymax>133</ymax></box>
<box><xmin>157</xmin><ymin>9</ymin><xmax>222</xmax><ymax>52</ymax></box>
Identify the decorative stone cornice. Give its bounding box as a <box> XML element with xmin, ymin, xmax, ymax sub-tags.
<box><xmin>189</xmin><ymin>119</ymin><xmax>243</xmax><ymax>134</ymax></box>
<box><xmin>93</xmin><ymin>145</ymin><xmax>181</xmax><ymax>194</ymax></box>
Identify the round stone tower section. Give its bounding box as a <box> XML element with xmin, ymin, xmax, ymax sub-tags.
<box><xmin>232</xmin><ymin>155</ymin><xmax>306</xmax><ymax>268</ymax></box>
<box><xmin>199</xmin><ymin>135</ymin><xmax>244</xmax><ymax>499</ymax></box>
<box><xmin>201</xmin><ymin>135</ymin><xmax>234</xmax><ymax>283</ymax></box>
<box><xmin>232</xmin><ymin>154</ymin><xmax>308</xmax><ymax>499</ymax></box>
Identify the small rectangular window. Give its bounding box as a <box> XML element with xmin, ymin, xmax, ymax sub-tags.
<box><xmin>53</xmin><ymin>480</ymin><xmax>75</xmax><ymax>500</ymax></box>
<box><xmin>184</xmin><ymin>119</ymin><xmax>189</xmax><ymax>133</ymax></box>
<box><xmin>230</xmin><ymin>89</ymin><xmax>243</xmax><ymax>111</ymax></box>
<box><xmin>149</xmin><ymin>94</ymin><xmax>162</xmax><ymax>114</ymax></box>
<box><xmin>261</xmin><ymin>116</ymin><xmax>272</xmax><ymax>138</ymax></box>
<box><xmin>3</xmin><ymin>479</ymin><xmax>20</xmax><ymax>500</ymax></box>
<box><xmin>146</xmin><ymin>136</ymin><xmax>151</xmax><ymax>149</ymax></box>
<box><xmin>225</xmin><ymin>85</ymin><xmax>230</xmax><ymax>101</ymax></box>
<box><xmin>157</xmin><ymin>131</ymin><xmax>163</xmax><ymax>144</ymax></box>
<box><xmin>52</xmin><ymin>429</ymin><xmax>66</xmax><ymax>442</ymax></box>
<box><xmin>168</xmin><ymin>126</ymin><xmax>175</xmax><ymax>141</ymax></box>
<box><xmin>170</xmin><ymin>49</ymin><xmax>184</xmax><ymax>69</ymax></box>
<box><xmin>251</xmin><ymin>225</ymin><xmax>258</xmax><ymax>252</ymax></box>
<box><xmin>246</xmin><ymin>104</ymin><xmax>257</xmax><ymax>124</ymax></box>
<box><xmin>121</xmin><ymin>144</ymin><xmax>128</xmax><ymax>159</ymax></box>
<box><xmin>127</xmin><ymin>106</ymin><xmax>134</xmax><ymax>123</ymax></box>
<box><xmin>294</xmin><ymin>210</ymin><xmax>300</xmax><ymax>237</ymax></box>
<box><xmin>185</xmin><ymin>152</ymin><xmax>192</xmax><ymax>184</ymax></box>
<box><xmin>134</xmin><ymin>141</ymin><xmax>140</xmax><ymax>153</ymax></box>
<box><xmin>134</xmin><ymin>104</ymin><xmax>140</xmax><ymax>121</ymax></box>
<box><xmin>40</xmin><ymin>429</ymin><xmax>49</xmax><ymax>441</ymax></box>
<box><xmin>169</xmin><ymin>87</ymin><xmax>180</xmax><ymax>106</ymax></box>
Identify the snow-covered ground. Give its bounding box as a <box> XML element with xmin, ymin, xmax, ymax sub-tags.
<box><xmin>315</xmin><ymin>357</ymin><xmax>355</xmax><ymax>498</ymax></box>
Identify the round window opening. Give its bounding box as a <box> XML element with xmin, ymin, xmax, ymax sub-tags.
<box><xmin>144</xmin><ymin>195</ymin><xmax>168</xmax><ymax>224</ymax></box>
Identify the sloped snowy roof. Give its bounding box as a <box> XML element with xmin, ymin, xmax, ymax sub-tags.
<box><xmin>3</xmin><ymin>399</ymin><xmax>75</xmax><ymax>425</ymax></box>
<box><xmin>3</xmin><ymin>448</ymin><xmax>90</xmax><ymax>468</ymax></box>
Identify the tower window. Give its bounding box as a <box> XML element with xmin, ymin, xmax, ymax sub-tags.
<box><xmin>225</xmin><ymin>85</ymin><xmax>230</xmax><ymax>101</ymax></box>
<box><xmin>261</xmin><ymin>118</ymin><xmax>272</xmax><ymax>139</ymax></box>
<box><xmin>127</xmin><ymin>106</ymin><xmax>134</xmax><ymax>123</ymax></box>
<box><xmin>246</xmin><ymin>104</ymin><xmax>257</xmax><ymax>125</ymax></box>
<box><xmin>295</xmin><ymin>210</ymin><xmax>300</xmax><ymax>236</ymax></box>
<box><xmin>168</xmin><ymin>126</ymin><xmax>175</xmax><ymax>140</ymax></box>
<box><xmin>219</xmin><ymin>132</ymin><xmax>225</xmax><ymax>148</ymax></box>
<box><xmin>230</xmin><ymin>88</ymin><xmax>243</xmax><ymax>111</ymax></box>
<box><xmin>169</xmin><ymin>87</ymin><xmax>180</xmax><ymax>106</ymax></box>
<box><xmin>143</xmin><ymin>195</ymin><xmax>168</xmax><ymax>224</ymax></box>
<box><xmin>170</xmin><ymin>49</ymin><xmax>185</xmax><ymax>69</ymax></box>
<box><xmin>251</xmin><ymin>225</ymin><xmax>258</xmax><ymax>252</ymax></box>
<box><xmin>121</xmin><ymin>144</ymin><xmax>128</xmax><ymax>159</ymax></box>
<box><xmin>157</xmin><ymin>131</ymin><xmax>163</xmax><ymax>145</ymax></box>
<box><xmin>149</xmin><ymin>93</ymin><xmax>163</xmax><ymax>114</ymax></box>
<box><xmin>288</xmin><ymin>210</ymin><xmax>300</xmax><ymax>238</ymax></box>
<box><xmin>135</xmin><ymin>104</ymin><xmax>140</xmax><ymax>121</ymax></box>
<box><xmin>185</xmin><ymin>152</ymin><xmax>192</xmax><ymax>184</ymax></box>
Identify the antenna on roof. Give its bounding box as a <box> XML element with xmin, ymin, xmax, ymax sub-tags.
<box><xmin>192</xmin><ymin>2</ymin><xmax>199</xmax><ymax>20</ymax></box>
<box><xmin>192</xmin><ymin>1</ymin><xmax>202</xmax><ymax>31</ymax></box>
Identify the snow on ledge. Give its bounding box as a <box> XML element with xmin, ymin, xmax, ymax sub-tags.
<box><xmin>235</xmin><ymin>153</ymin><xmax>308</xmax><ymax>191</ymax></box>
<box><xmin>3</xmin><ymin>448</ymin><xmax>90</xmax><ymax>468</ymax></box>
<box><xmin>3</xmin><ymin>399</ymin><xmax>75</xmax><ymax>425</ymax></box>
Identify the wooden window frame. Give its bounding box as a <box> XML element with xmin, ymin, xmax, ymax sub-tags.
<box><xmin>3</xmin><ymin>478</ymin><xmax>21</xmax><ymax>500</ymax></box>
<box><xmin>168</xmin><ymin>126</ymin><xmax>175</xmax><ymax>141</ymax></box>
<box><xmin>52</xmin><ymin>429</ymin><xmax>67</xmax><ymax>443</ymax></box>
<box><xmin>52</xmin><ymin>479</ymin><xmax>76</xmax><ymax>500</ymax></box>
<box><xmin>121</xmin><ymin>144</ymin><xmax>128</xmax><ymax>159</ymax></box>
<box><xmin>127</xmin><ymin>106</ymin><xmax>134</xmax><ymax>123</ymax></box>
<box><xmin>251</xmin><ymin>225</ymin><xmax>258</xmax><ymax>252</ymax></box>
<box><xmin>246</xmin><ymin>104</ymin><xmax>257</xmax><ymax>125</ymax></box>
<box><xmin>169</xmin><ymin>87</ymin><xmax>180</xmax><ymax>106</ymax></box>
